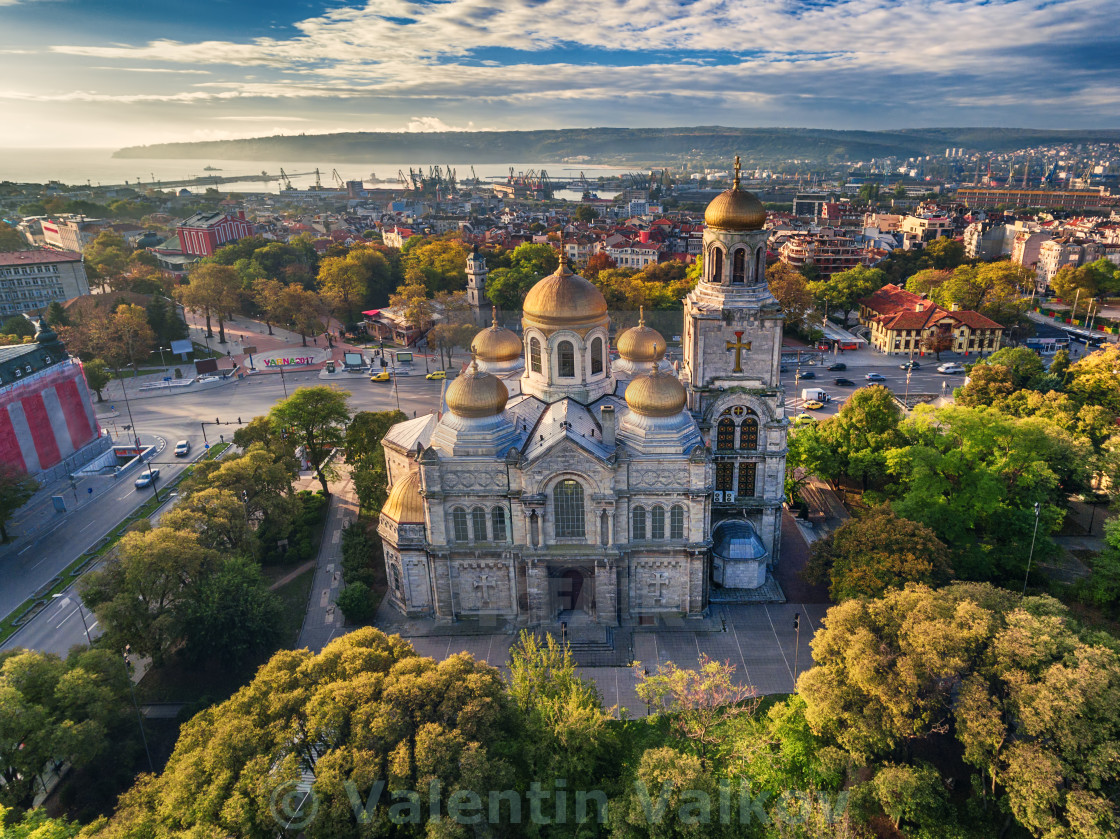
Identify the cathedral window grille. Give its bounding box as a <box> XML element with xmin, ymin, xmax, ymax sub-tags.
<box><xmin>712</xmin><ymin>247</ymin><xmax>724</xmax><ymax>283</ymax></box>
<box><xmin>738</xmin><ymin>462</ymin><xmax>757</xmax><ymax>497</ymax></box>
<box><xmin>716</xmin><ymin>418</ymin><xmax>735</xmax><ymax>451</ymax></box>
<box><xmin>554</xmin><ymin>479</ymin><xmax>585</xmax><ymax>538</ymax></box>
<box><xmin>732</xmin><ymin>248</ymin><xmax>746</xmax><ymax>284</ymax></box>
<box><xmin>471</xmin><ymin>506</ymin><xmax>488</xmax><ymax>541</ymax></box>
<box><xmin>590</xmin><ymin>337</ymin><xmax>604</xmax><ymax>375</ymax></box>
<box><xmin>557</xmin><ymin>341</ymin><xmax>575</xmax><ymax>378</ymax></box>
<box><xmin>670</xmin><ymin>505</ymin><xmax>685</xmax><ymax>540</ymax></box>
<box><xmin>651</xmin><ymin>506</ymin><xmax>665</xmax><ymax>540</ymax></box>
<box><xmin>491</xmin><ymin>507</ymin><xmax>507</xmax><ymax>542</ymax></box>
<box><xmin>452</xmin><ymin>507</ymin><xmax>469</xmax><ymax>542</ymax></box>
<box><xmin>633</xmin><ymin>506</ymin><xmax>646</xmax><ymax>540</ymax></box>
<box><xmin>391</xmin><ymin>565</ymin><xmax>403</xmax><ymax>597</ymax></box>
<box><xmin>715</xmin><ymin>461</ymin><xmax>734</xmax><ymax>492</ymax></box>
<box><xmin>529</xmin><ymin>337</ymin><xmax>542</xmax><ymax>373</ymax></box>
<box><xmin>739</xmin><ymin>414</ymin><xmax>759</xmax><ymax>450</ymax></box>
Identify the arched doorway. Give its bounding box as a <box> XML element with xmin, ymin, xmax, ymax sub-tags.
<box><xmin>559</xmin><ymin>569</ymin><xmax>584</xmax><ymax>611</ymax></box>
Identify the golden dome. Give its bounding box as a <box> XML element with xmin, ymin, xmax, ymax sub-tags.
<box><xmin>522</xmin><ymin>250</ymin><xmax>608</xmax><ymax>329</ymax></box>
<box><xmin>616</xmin><ymin>307</ymin><xmax>666</xmax><ymax>363</ymax></box>
<box><xmin>625</xmin><ymin>368</ymin><xmax>687</xmax><ymax>417</ymax></box>
<box><xmin>445</xmin><ymin>361</ymin><xmax>509</xmax><ymax>418</ymax></box>
<box><xmin>381</xmin><ymin>470</ymin><xmax>424</xmax><ymax>524</ymax></box>
<box><xmin>471</xmin><ymin>307</ymin><xmax>522</xmax><ymax>362</ymax></box>
<box><xmin>704</xmin><ymin>156</ymin><xmax>765</xmax><ymax>231</ymax></box>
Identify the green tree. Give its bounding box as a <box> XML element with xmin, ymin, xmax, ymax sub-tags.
<box><xmin>0</xmin><ymin>806</ymin><xmax>81</xmax><ymax>839</ymax></box>
<box><xmin>930</xmin><ymin>261</ymin><xmax>1032</xmax><ymax>326</ymax></box>
<box><xmin>82</xmin><ymin>358</ymin><xmax>111</xmax><ymax>402</ymax></box>
<box><xmin>269</xmin><ymin>386</ymin><xmax>351</xmax><ymax>495</ymax></box>
<box><xmin>175</xmin><ymin>263</ymin><xmax>242</xmax><ymax>343</ymax></box>
<box><xmin>159</xmin><ymin>488</ymin><xmax>257</xmax><ymax>555</ymax></box>
<box><xmin>317</xmin><ymin>253</ymin><xmax>369</xmax><ymax>324</ymax></box>
<box><xmin>0</xmin><ymin>465</ymin><xmax>37</xmax><ymax>543</ymax></box>
<box><xmin>1</xmin><ymin>317</ymin><xmax>33</xmax><ymax>338</ymax></box>
<box><xmin>0</xmin><ymin>226</ymin><xmax>25</xmax><ymax>253</ymax></box>
<box><xmin>276</xmin><ymin>283</ymin><xmax>326</xmax><ymax>346</ymax></box>
<box><xmin>924</xmin><ymin>236</ymin><xmax>966</xmax><ymax>270</ymax></box>
<box><xmin>573</xmin><ymin>204</ymin><xmax>599</xmax><ymax>222</ymax></box>
<box><xmin>44</xmin><ymin>301</ymin><xmax>69</xmax><ymax>327</ymax></box>
<box><xmin>810</xmin><ymin>265</ymin><xmax>885</xmax><ymax>324</ymax></box>
<box><xmin>108</xmin><ymin>304</ymin><xmax>156</xmax><ymax>375</ymax></box>
<box><xmin>804</xmin><ymin>506</ymin><xmax>952</xmax><ymax>601</ymax></box>
<box><xmin>387</xmin><ymin>278</ymin><xmax>435</xmax><ymax>332</ymax></box>
<box><xmin>251</xmin><ymin>277</ymin><xmax>286</xmax><ymax>335</ymax></box>
<box><xmin>335</xmin><ymin>581</ymin><xmax>376</xmax><ymax>623</ymax></box>
<box><xmin>766</xmin><ymin>261</ymin><xmax>815</xmax><ymax>332</ymax></box>
<box><xmin>83</xmin><ymin>232</ymin><xmax>131</xmax><ymax>292</ymax></box>
<box><xmin>144</xmin><ymin>295</ymin><xmax>188</xmax><ymax>347</ymax></box>
<box><xmin>870</xmin><ymin>762</ymin><xmax>947</xmax><ymax>830</ymax></box>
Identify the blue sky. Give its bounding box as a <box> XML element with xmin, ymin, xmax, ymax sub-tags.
<box><xmin>1</xmin><ymin>0</ymin><xmax>1118</xmax><ymax>148</ymax></box>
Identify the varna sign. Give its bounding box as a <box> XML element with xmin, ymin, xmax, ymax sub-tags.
<box><xmin>263</xmin><ymin>356</ymin><xmax>315</xmax><ymax>367</ymax></box>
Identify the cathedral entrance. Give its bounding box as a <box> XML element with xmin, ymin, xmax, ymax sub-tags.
<box><xmin>549</xmin><ymin>566</ymin><xmax>594</xmax><ymax>621</ymax></box>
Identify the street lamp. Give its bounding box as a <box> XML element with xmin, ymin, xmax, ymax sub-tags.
<box><xmin>1022</xmin><ymin>502</ymin><xmax>1042</xmax><ymax>596</ymax></box>
<box><xmin>157</xmin><ymin>346</ymin><xmax>169</xmax><ymax>367</ymax></box>
<box><xmin>145</xmin><ymin>460</ymin><xmax>162</xmax><ymax>503</ymax></box>
<box><xmin>51</xmin><ymin>594</ymin><xmax>92</xmax><ymax>645</ymax></box>
<box><xmin>123</xmin><ymin>645</ymin><xmax>155</xmax><ymax>773</ymax></box>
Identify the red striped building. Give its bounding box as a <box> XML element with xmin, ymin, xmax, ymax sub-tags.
<box><xmin>176</xmin><ymin>210</ymin><xmax>254</xmax><ymax>258</ymax></box>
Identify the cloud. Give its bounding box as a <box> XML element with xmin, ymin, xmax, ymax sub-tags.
<box><xmin>91</xmin><ymin>66</ymin><xmax>211</xmax><ymax>74</ymax></box>
<box><xmin>403</xmin><ymin>116</ymin><xmax>476</xmax><ymax>132</ymax></box>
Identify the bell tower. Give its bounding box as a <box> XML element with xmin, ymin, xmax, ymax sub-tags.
<box><xmin>466</xmin><ymin>245</ymin><xmax>488</xmax><ymax>325</ymax></box>
<box><xmin>681</xmin><ymin>156</ymin><xmax>787</xmax><ymax>586</ymax></box>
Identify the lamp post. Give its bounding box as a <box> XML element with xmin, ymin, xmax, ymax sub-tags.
<box><xmin>157</xmin><ymin>346</ymin><xmax>168</xmax><ymax>368</ymax></box>
<box><xmin>145</xmin><ymin>460</ymin><xmax>161</xmax><ymax>503</ymax></box>
<box><xmin>123</xmin><ymin>646</ymin><xmax>155</xmax><ymax>773</ymax></box>
<box><xmin>51</xmin><ymin>594</ymin><xmax>92</xmax><ymax>645</ymax></box>
<box><xmin>1022</xmin><ymin>502</ymin><xmax>1042</xmax><ymax>596</ymax></box>
<box><xmin>114</xmin><ymin>364</ymin><xmax>141</xmax><ymax>449</ymax></box>
<box><xmin>279</xmin><ymin>364</ymin><xmax>288</xmax><ymax>398</ymax></box>
<box><xmin>793</xmin><ymin>612</ymin><xmax>801</xmax><ymax>690</ymax></box>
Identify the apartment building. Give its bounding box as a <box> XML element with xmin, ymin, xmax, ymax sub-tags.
<box><xmin>0</xmin><ymin>250</ymin><xmax>91</xmax><ymax>318</ymax></box>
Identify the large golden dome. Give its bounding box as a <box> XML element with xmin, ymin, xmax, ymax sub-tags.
<box><xmin>616</xmin><ymin>307</ymin><xmax>666</xmax><ymax>363</ymax></box>
<box><xmin>522</xmin><ymin>251</ymin><xmax>608</xmax><ymax>329</ymax></box>
<box><xmin>704</xmin><ymin>156</ymin><xmax>765</xmax><ymax>231</ymax></box>
<box><xmin>471</xmin><ymin>307</ymin><xmax>522</xmax><ymax>362</ymax></box>
<box><xmin>625</xmin><ymin>368</ymin><xmax>687</xmax><ymax>417</ymax></box>
<box><xmin>445</xmin><ymin>361</ymin><xmax>509</xmax><ymax>418</ymax></box>
<box><xmin>381</xmin><ymin>470</ymin><xmax>424</xmax><ymax>524</ymax></box>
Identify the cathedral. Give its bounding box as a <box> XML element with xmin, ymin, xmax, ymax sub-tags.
<box><xmin>377</xmin><ymin>162</ymin><xmax>788</xmax><ymax>624</ymax></box>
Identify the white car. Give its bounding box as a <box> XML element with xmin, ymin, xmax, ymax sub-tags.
<box><xmin>174</xmin><ymin>440</ymin><xmax>191</xmax><ymax>457</ymax></box>
<box><xmin>937</xmin><ymin>363</ymin><xmax>966</xmax><ymax>374</ymax></box>
<box><xmin>134</xmin><ymin>468</ymin><xmax>160</xmax><ymax>489</ymax></box>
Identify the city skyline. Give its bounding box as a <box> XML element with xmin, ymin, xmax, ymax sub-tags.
<box><xmin>1</xmin><ymin>0</ymin><xmax>1119</xmax><ymax>149</ymax></box>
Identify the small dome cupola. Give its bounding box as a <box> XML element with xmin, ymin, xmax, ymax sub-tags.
<box><xmin>624</xmin><ymin>362</ymin><xmax>688</xmax><ymax>417</ymax></box>
<box><xmin>616</xmin><ymin>307</ymin><xmax>665</xmax><ymax>364</ymax></box>
<box><xmin>471</xmin><ymin>307</ymin><xmax>522</xmax><ymax>363</ymax></box>
<box><xmin>704</xmin><ymin>156</ymin><xmax>766</xmax><ymax>232</ymax></box>
<box><xmin>381</xmin><ymin>471</ymin><xmax>425</xmax><ymax>524</ymax></box>
<box><xmin>445</xmin><ymin>360</ymin><xmax>509</xmax><ymax>418</ymax></box>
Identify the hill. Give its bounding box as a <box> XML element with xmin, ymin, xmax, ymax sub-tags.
<box><xmin>113</xmin><ymin>126</ymin><xmax>1120</xmax><ymax>166</ymax></box>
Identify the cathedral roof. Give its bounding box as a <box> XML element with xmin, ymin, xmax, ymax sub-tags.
<box><xmin>704</xmin><ymin>156</ymin><xmax>766</xmax><ymax>231</ymax></box>
<box><xmin>517</xmin><ymin>396</ymin><xmax>621</xmax><ymax>463</ymax></box>
<box><xmin>616</xmin><ymin>307</ymin><xmax>666</xmax><ymax>363</ymax></box>
<box><xmin>445</xmin><ymin>361</ymin><xmax>509</xmax><ymax>418</ymax></box>
<box><xmin>471</xmin><ymin>307</ymin><xmax>523</xmax><ymax>363</ymax></box>
<box><xmin>522</xmin><ymin>250</ymin><xmax>608</xmax><ymax>331</ymax></box>
<box><xmin>381</xmin><ymin>413</ymin><xmax>437</xmax><ymax>452</ymax></box>
<box><xmin>381</xmin><ymin>470</ymin><xmax>425</xmax><ymax>524</ymax></box>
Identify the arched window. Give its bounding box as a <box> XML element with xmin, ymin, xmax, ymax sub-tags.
<box><xmin>716</xmin><ymin>417</ymin><xmax>735</xmax><ymax>450</ymax></box>
<box><xmin>712</xmin><ymin>247</ymin><xmax>724</xmax><ymax>283</ymax></box>
<box><xmin>529</xmin><ymin>511</ymin><xmax>539</xmax><ymax>547</ymax></box>
<box><xmin>732</xmin><ymin>248</ymin><xmax>746</xmax><ymax>284</ymax></box>
<box><xmin>452</xmin><ymin>507</ymin><xmax>469</xmax><ymax>542</ymax></box>
<box><xmin>755</xmin><ymin>247</ymin><xmax>765</xmax><ymax>282</ymax></box>
<box><xmin>491</xmin><ymin>507</ymin><xmax>507</xmax><ymax>542</ymax></box>
<box><xmin>557</xmin><ymin>341</ymin><xmax>575</xmax><ymax>378</ymax></box>
<box><xmin>633</xmin><ymin>505</ymin><xmax>647</xmax><ymax>540</ymax></box>
<box><xmin>554</xmin><ymin>479</ymin><xmax>584</xmax><ymax>537</ymax></box>
<box><xmin>529</xmin><ymin>337</ymin><xmax>542</xmax><ymax>373</ymax></box>
<box><xmin>590</xmin><ymin>337</ymin><xmax>604</xmax><ymax>375</ymax></box>
<box><xmin>471</xmin><ymin>506</ymin><xmax>488</xmax><ymax>541</ymax></box>
<box><xmin>600</xmin><ymin>511</ymin><xmax>609</xmax><ymax>546</ymax></box>
<box><xmin>739</xmin><ymin>412</ymin><xmax>759</xmax><ymax>450</ymax></box>
<box><xmin>651</xmin><ymin>506</ymin><xmax>665</xmax><ymax>540</ymax></box>
<box><xmin>670</xmin><ymin>505</ymin><xmax>685</xmax><ymax>540</ymax></box>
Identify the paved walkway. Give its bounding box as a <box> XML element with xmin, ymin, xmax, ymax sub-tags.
<box><xmin>295</xmin><ymin>468</ymin><xmax>359</xmax><ymax>652</ymax></box>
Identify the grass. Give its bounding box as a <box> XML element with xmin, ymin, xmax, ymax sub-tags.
<box><xmin>0</xmin><ymin>442</ymin><xmax>231</xmax><ymax>645</ymax></box>
<box><xmin>275</xmin><ymin>567</ymin><xmax>316</xmax><ymax>648</ymax></box>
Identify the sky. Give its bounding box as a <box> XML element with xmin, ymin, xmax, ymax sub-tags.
<box><xmin>0</xmin><ymin>0</ymin><xmax>1118</xmax><ymax>149</ymax></box>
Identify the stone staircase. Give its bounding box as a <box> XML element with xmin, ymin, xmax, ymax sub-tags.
<box><xmin>533</xmin><ymin>621</ymin><xmax>633</xmax><ymax>667</ymax></box>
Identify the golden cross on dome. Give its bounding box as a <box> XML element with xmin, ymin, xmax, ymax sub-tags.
<box><xmin>491</xmin><ymin>305</ymin><xmax>499</xmax><ymax>327</ymax></box>
<box><xmin>733</xmin><ymin>155</ymin><xmax>741</xmax><ymax>189</ymax></box>
<box><xmin>726</xmin><ymin>330</ymin><xmax>751</xmax><ymax>373</ymax></box>
<box><xmin>638</xmin><ymin>305</ymin><xmax>645</xmax><ymax>326</ymax></box>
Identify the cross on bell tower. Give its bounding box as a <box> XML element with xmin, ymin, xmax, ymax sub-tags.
<box><xmin>725</xmin><ymin>331</ymin><xmax>752</xmax><ymax>373</ymax></box>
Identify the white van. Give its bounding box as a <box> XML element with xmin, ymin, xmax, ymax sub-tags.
<box><xmin>936</xmin><ymin>363</ymin><xmax>965</xmax><ymax>374</ymax></box>
<box><xmin>801</xmin><ymin>387</ymin><xmax>831</xmax><ymax>402</ymax></box>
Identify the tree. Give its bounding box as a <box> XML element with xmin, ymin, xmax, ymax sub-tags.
<box><xmin>870</xmin><ymin>762</ymin><xmax>947</xmax><ymax>830</ymax></box>
<box><xmin>183</xmin><ymin>447</ymin><xmax>298</xmax><ymax>528</ymax></box>
<box><xmin>801</xmin><ymin>385</ymin><xmax>905</xmax><ymax>489</ymax></box>
<box><xmin>399</xmin><ymin>236</ymin><xmax>470</xmax><ymax>295</ymax></box>
<box><xmin>920</xmin><ymin>331</ymin><xmax>953</xmax><ymax>360</ymax></box>
<box><xmin>335</xmin><ymin>581</ymin><xmax>376</xmax><ymax>623</ymax></box>
<box><xmin>78</xmin><ymin>528</ymin><xmax>220</xmax><ymax>666</ymax></box>
<box><xmin>573</xmin><ymin>204</ymin><xmax>599</xmax><ymax>222</ymax></box>
<box><xmin>924</xmin><ymin>236</ymin><xmax>966</xmax><ymax>270</ymax></box>
<box><xmin>144</xmin><ymin>295</ymin><xmax>187</xmax><ymax>346</ymax></box>
<box><xmin>1051</xmin><ymin>258</ymin><xmax>1120</xmax><ymax>302</ymax></box>
<box><xmin>1</xmin><ymin>317</ymin><xmax>34</xmax><ymax>338</ymax></box>
<box><xmin>0</xmin><ymin>225</ymin><xmax>25</xmax><ymax>253</ymax></box>
<box><xmin>804</xmin><ymin>506</ymin><xmax>952</xmax><ymax>601</ymax></box>
<box><xmin>387</xmin><ymin>278</ymin><xmax>434</xmax><ymax>333</ymax></box>
<box><xmin>1066</xmin><ymin>344</ymin><xmax>1120</xmax><ymax>417</ymax></box>
<box><xmin>83</xmin><ymin>232</ymin><xmax>131</xmax><ymax>292</ymax></box>
<box><xmin>175</xmin><ymin>263</ymin><xmax>242</xmax><ymax>343</ymax></box>
<box><xmin>905</xmin><ymin>268</ymin><xmax>952</xmax><ymax>297</ymax></box>
<box><xmin>0</xmin><ymin>466</ymin><xmax>37</xmax><ymax>543</ymax></box>
<box><xmin>269</xmin><ymin>386</ymin><xmax>351</xmax><ymax>495</ymax></box>
<box><xmin>929</xmin><ymin>261</ymin><xmax>1032</xmax><ymax>326</ymax></box>
<box><xmin>177</xmin><ymin>556</ymin><xmax>283</xmax><ymax>668</ymax></box>
<box><xmin>317</xmin><ymin>253</ymin><xmax>369</xmax><ymax>324</ymax></box>
<box><xmin>251</xmin><ymin>277</ymin><xmax>286</xmax><ymax>335</ymax></box>
<box><xmin>581</xmin><ymin>251</ymin><xmax>615</xmax><ymax>279</ymax></box>
<box><xmin>276</xmin><ymin>284</ymin><xmax>325</xmax><ymax>346</ymax></box>
<box><xmin>108</xmin><ymin>304</ymin><xmax>156</xmax><ymax>374</ymax></box>
<box><xmin>0</xmin><ymin>806</ymin><xmax>81</xmax><ymax>839</ymax></box>
<box><xmin>766</xmin><ymin>262</ymin><xmax>814</xmax><ymax>331</ymax></box>
<box><xmin>82</xmin><ymin>358</ymin><xmax>111</xmax><ymax>402</ymax></box>
<box><xmin>810</xmin><ymin>265</ymin><xmax>885</xmax><ymax>324</ymax></box>
<box><xmin>159</xmin><ymin>488</ymin><xmax>257</xmax><ymax>555</ymax></box>
<box><xmin>427</xmin><ymin>322</ymin><xmax>476</xmax><ymax>368</ymax></box>
<box><xmin>44</xmin><ymin>301</ymin><xmax>69</xmax><ymax>327</ymax></box>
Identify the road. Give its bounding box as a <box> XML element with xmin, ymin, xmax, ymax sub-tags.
<box><xmin>782</xmin><ymin>356</ymin><xmax>967</xmax><ymax>417</ymax></box>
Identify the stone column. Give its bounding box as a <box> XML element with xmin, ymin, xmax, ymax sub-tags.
<box><xmin>594</xmin><ymin>558</ymin><xmax>618</xmax><ymax>626</ymax></box>
<box><xmin>526</xmin><ymin>559</ymin><xmax>549</xmax><ymax>625</ymax></box>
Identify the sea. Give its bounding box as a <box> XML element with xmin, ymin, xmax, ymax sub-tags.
<box><xmin>0</xmin><ymin>148</ymin><xmax>630</xmax><ymax>201</ymax></box>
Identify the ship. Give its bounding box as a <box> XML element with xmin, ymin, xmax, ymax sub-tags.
<box><xmin>203</xmin><ymin>165</ymin><xmax>222</xmax><ymax>171</ymax></box>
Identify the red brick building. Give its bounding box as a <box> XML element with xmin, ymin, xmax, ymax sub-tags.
<box><xmin>176</xmin><ymin>211</ymin><xmax>254</xmax><ymax>258</ymax></box>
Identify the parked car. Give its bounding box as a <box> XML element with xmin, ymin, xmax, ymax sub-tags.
<box><xmin>937</xmin><ymin>363</ymin><xmax>966</xmax><ymax>374</ymax></box>
<box><xmin>425</xmin><ymin>370</ymin><xmax>447</xmax><ymax>380</ymax></box>
<box><xmin>827</xmin><ymin>362</ymin><xmax>847</xmax><ymax>371</ymax></box>
<box><xmin>134</xmin><ymin>468</ymin><xmax>160</xmax><ymax>489</ymax></box>
<box><xmin>865</xmin><ymin>372</ymin><xmax>887</xmax><ymax>382</ymax></box>
<box><xmin>797</xmin><ymin>370</ymin><xmax>816</xmax><ymax>380</ymax></box>
<box><xmin>834</xmin><ymin>378</ymin><xmax>855</xmax><ymax>386</ymax></box>
<box><xmin>173</xmin><ymin>440</ymin><xmax>191</xmax><ymax>457</ymax></box>
<box><xmin>370</xmin><ymin>371</ymin><xmax>391</xmax><ymax>382</ymax></box>
<box><xmin>803</xmin><ymin>400</ymin><xmax>824</xmax><ymax>410</ymax></box>
<box><xmin>899</xmin><ymin>360</ymin><xmax>921</xmax><ymax>370</ymax></box>
<box><xmin>793</xmin><ymin>413</ymin><xmax>817</xmax><ymax>424</ymax></box>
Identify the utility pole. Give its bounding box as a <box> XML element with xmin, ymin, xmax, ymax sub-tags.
<box><xmin>793</xmin><ymin>612</ymin><xmax>801</xmax><ymax>689</ymax></box>
<box><xmin>1022</xmin><ymin>502</ymin><xmax>1042</xmax><ymax>596</ymax></box>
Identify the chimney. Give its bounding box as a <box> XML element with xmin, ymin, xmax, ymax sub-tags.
<box><xmin>600</xmin><ymin>405</ymin><xmax>616</xmax><ymax>447</ymax></box>
<box><xmin>951</xmin><ymin>303</ymin><xmax>961</xmax><ymax>311</ymax></box>
<box><xmin>639</xmin><ymin>230</ymin><xmax>650</xmax><ymax>244</ymax></box>
<box><xmin>915</xmin><ymin>302</ymin><xmax>924</xmax><ymax>312</ymax></box>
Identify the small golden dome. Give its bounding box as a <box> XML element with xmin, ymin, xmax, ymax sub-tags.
<box><xmin>471</xmin><ymin>307</ymin><xmax>522</xmax><ymax>362</ymax></box>
<box><xmin>381</xmin><ymin>470</ymin><xmax>424</xmax><ymax>524</ymax></box>
<box><xmin>522</xmin><ymin>250</ymin><xmax>608</xmax><ymax>329</ymax></box>
<box><xmin>704</xmin><ymin>156</ymin><xmax>765</xmax><ymax>231</ymax></box>
<box><xmin>625</xmin><ymin>368</ymin><xmax>687</xmax><ymax>417</ymax></box>
<box><xmin>616</xmin><ymin>306</ymin><xmax>666</xmax><ymax>363</ymax></box>
<box><xmin>445</xmin><ymin>361</ymin><xmax>509</xmax><ymax>418</ymax></box>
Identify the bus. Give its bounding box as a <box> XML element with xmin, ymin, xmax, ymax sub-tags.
<box><xmin>1025</xmin><ymin>337</ymin><xmax>1058</xmax><ymax>354</ymax></box>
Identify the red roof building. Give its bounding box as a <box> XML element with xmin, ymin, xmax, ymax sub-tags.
<box><xmin>176</xmin><ymin>211</ymin><xmax>254</xmax><ymax>258</ymax></box>
<box><xmin>858</xmin><ymin>283</ymin><xmax>1003</xmax><ymax>356</ymax></box>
